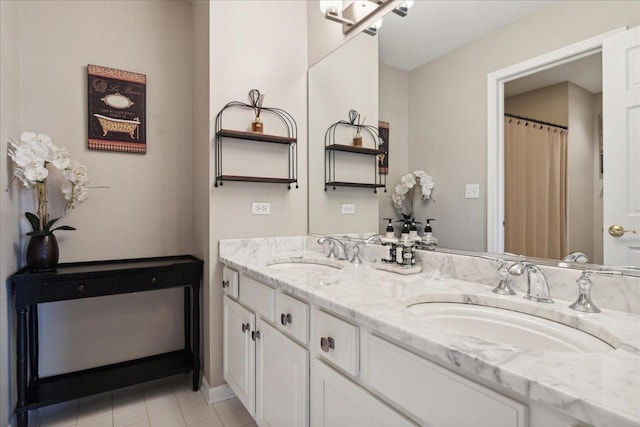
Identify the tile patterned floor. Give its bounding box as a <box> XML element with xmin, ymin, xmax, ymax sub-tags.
<box><xmin>28</xmin><ymin>375</ymin><xmax>256</xmax><ymax>427</ymax></box>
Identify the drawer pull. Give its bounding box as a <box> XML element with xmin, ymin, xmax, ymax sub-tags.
<box><xmin>251</xmin><ymin>330</ymin><xmax>261</xmax><ymax>341</ymax></box>
<box><xmin>222</xmin><ymin>280</ymin><xmax>229</xmax><ymax>289</ymax></box>
<box><xmin>280</xmin><ymin>313</ymin><xmax>292</xmax><ymax>325</ymax></box>
<box><xmin>151</xmin><ymin>276</ymin><xmax>158</xmax><ymax>284</ymax></box>
<box><xmin>320</xmin><ymin>336</ymin><xmax>335</xmax><ymax>352</ymax></box>
<box><xmin>241</xmin><ymin>323</ymin><xmax>250</xmax><ymax>333</ymax></box>
<box><xmin>77</xmin><ymin>284</ymin><xmax>85</xmax><ymax>292</ymax></box>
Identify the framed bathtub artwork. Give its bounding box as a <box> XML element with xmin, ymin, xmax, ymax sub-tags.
<box><xmin>378</xmin><ymin>120</ymin><xmax>389</xmax><ymax>174</ymax></box>
<box><xmin>88</xmin><ymin>65</ymin><xmax>146</xmax><ymax>154</ymax></box>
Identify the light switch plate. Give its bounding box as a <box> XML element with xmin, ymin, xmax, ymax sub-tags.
<box><xmin>341</xmin><ymin>203</ymin><xmax>355</xmax><ymax>215</ymax></box>
<box><xmin>251</xmin><ymin>202</ymin><xmax>271</xmax><ymax>215</ymax></box>
<box><xmin>465</xmin><ymin>184</ymin><xmax>480</xmax><ymax>199</ymax></box>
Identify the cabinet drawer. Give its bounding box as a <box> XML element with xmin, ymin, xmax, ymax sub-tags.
<box><xmin>42</xmin><ymin>277</ymin><xmax>117</xmax><ymax>301</ymax></box>
<box><xmin>366</xmin><ymin>334</ymin><xmax>527</xmax><ymax>427</ymax></box>
<box><xmin>119</xmin><ymin>270</ymin><xmax>184</xmax><ymax>292</ymax></box>
<box><xmin>222</xmin><ymin>267</ymin><xmax>239</xmax><ymax>298</ymax></box>
<box><xmin>277</xmin><ymin>293</ymin><xmax>309</xmax><ymax>345</ymax></box>
<box><xmin>313</xmin><ymin>310</ymin><xmax>359</xmax><ymax>376</ymax></box>
<box><xmin>239</xmin><ymin>275</ymin><xmax>276</xmax><ymax>322</ymax></box>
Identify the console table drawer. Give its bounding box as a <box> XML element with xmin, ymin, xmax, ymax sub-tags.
<box><xmin>42</xmin><ymin>277</ymin><xmax>117</xmax><ymax>301</ymax></box>
<box><xmin>120</xmin><ymin>270</ymin><xmax>184</xmax><ymax>292</ymax></box>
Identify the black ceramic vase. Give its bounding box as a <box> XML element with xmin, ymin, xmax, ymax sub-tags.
<box><xmin>26</xmin><ymin>234</ymin><xmax>59</xmax><ymax>271</ymax></box>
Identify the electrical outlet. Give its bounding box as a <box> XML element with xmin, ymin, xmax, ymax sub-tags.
<box><xmin>341</xmin><ymin>203</ymin><xmax>355</xmax><ymax>215</ymax></box>
<box><xmin>465</xmin><ymin>184</ymin><xmax>480</xmax><ymax>199</ymax></box>
<box><xmin>251</xmin><ymin>202</ymin><xmax>271</xmax><ymax>215</ymax></box>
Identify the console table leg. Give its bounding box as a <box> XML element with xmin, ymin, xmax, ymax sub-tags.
<box><xmin>184</xmin><ymin>287</ymin><xmax>191</xmax><ymax>352</ymax></box>
<box><xmin>192</xmin><ymin>285</ymin><xmax>200</xmax><ymax>391</ymax></box>
<box><xmin>29</xmin><ymin>305</ymin><xmax>39</xmax><ymax>385</ymax></box>
<box><xmin>16</xmin><ymin>307</ymin><xmax>28</xmax><ymax>427</ymax></box>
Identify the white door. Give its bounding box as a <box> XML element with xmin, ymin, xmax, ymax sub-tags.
<box><xmin>255</xmin><ymin>319</ymin><xmax>309</xmax><ymax>427</ymax></box>
<box><xmin>223</xmin><ymin>296</ymin><xmax>256</xmax><ymax>415</ymax></box>
<box><xmin>311</xmin><ymin>359</ymin><xmax>416</xmax><ymax>427</ymax></box>
<box><xmin>603</xmin><ymin>26</ymin><xmax>640</xmax><ymax>266</ymax></box>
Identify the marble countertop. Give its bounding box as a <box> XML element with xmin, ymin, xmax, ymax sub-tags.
<box><xmin>219</xmin><ymin>237</ymin><xmax>640</xmax><ymax>427</ymax></box>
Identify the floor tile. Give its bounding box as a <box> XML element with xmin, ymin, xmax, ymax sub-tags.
<box><xmin>41</xmin><ymin>400</ymin><xmax>79</xmax><ymax>427</ymax></box>
<box><xmin>76</xmin><ymin>413</ymin><xmax>112</xmax><ymax>427</ymax></box>
<box><xmin>181</xmin><ymin>403</ymin><xmax>216</xmax><ymax>425</ymax></box>
<box><xmin>146</xmin><ymin>395</ymin><xmax>181</xmax><ymax>419</ymax></box>
<box><xmin>113</xmin><ymin>384</ymin><xmax>144</xmax><ymax>400</ymax></box>
<box><xmin>113</xmin><ymin>395</ymin><xmax>147</xmax><ymax>414</ymax></box>
<box><xmin>149</xmin><ymin>410</ymin><xmax>186</xmax><ymax>427</ymax></box>
<box><xmin>126</xmin><ymin>421</ymin><xmax>150</xmax><ymax>427</ymax></box>
<box><xmin>77</xmin><ymin>393</ymin><xmax>112</xmax><ymax>422</ymax></box>
<box><xmin>176</xmin><ymin>390</ymin><xmax>206</xmax><ymax>409</ymax></box>
<box><xmin>217</xmin><ymin>407</ymin><xmax>254</xmax><ymax>427</ymax></box>
<box><xmin>212</xmin><ymin>398</ymin><xmax>242</xmax><ymax>416</ymax></box>
<box><xmin>186</xmin><ymin>414</ymin><xmax>224</xmax><ymax>427</ymax></box>
<box><xmin>113</xmin><ymin>402</ymin><xmax>148</xmax><ymax>427</ymax></box>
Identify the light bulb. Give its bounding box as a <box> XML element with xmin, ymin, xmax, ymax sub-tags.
<box><xmin>319</xmin><ymin>0</ymin><xmax>342</xmax><ymax>15</ymax></box>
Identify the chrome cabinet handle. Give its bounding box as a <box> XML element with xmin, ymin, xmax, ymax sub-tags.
<box><xmin>151</xmin><ymin>276</ymin><xmax>158</xmax><ymax>284</ymax></box>
<box><xmin>241</xmin><ymin>323</ymin><xmax>250</xmax><ymax>333</ymax></box>
<box><xmin>251</xmin><ymin>330</ymin><xmax>261</xmax><ymax>341</ymax></box>
<box><xmin>77</xmin><ymin>284</ymin><xmax>85</xmax><ymax>292</ymax></box>
<box><xmin>280</xmin><ymin>313</ymin><xmax>292</xmax><ymax>325</ymax></box>
<box><xmin>222</xmin><ymin>280</ymin><xmax>229</xmax><ymax>289</ymax></box>
<box><xmin>320</xmin><ymin>336</ymin><xmax>335</xmax><ymax>352</ymax></box>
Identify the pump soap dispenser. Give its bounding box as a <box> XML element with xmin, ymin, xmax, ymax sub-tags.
<box><xmin>422</xmin><ymin>218</ymin><xmax>438</xmax><ymax>250</ymax></box>
<box><xmin>381</xmin><ymin>218</ymin><xmax>398</xmax><ymax>263</ymax></box>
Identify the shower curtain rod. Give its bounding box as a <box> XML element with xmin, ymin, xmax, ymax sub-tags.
<box><xmin>505</xmin><ymin>113</ymin><xmax>568</xmax><ymax>130</ymax></box>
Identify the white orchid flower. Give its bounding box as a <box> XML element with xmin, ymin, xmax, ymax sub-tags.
<box><xmin>51</xmin><ymin>147</ymin><xmax>71</xmax><ymax>169</ymax></box>
<box><xmin>19</xmin><ymin>132</ymin><xmax>37</xmax><ymax>143</ymax></box>
<box><xmin>23</xmin><ymin>162</ymin><xmax>48</xmax><ymax>182</ymax></box>
<box><xmin>401</xmin><ymin>173</ymin><xmax>416</xmax><ymax>188</ymax></box>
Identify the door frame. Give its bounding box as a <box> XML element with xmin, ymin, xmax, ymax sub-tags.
<box><xmin>486</xmin><ymin>26</ymin><xmax>627</xmax><ymax>254</ymax></box>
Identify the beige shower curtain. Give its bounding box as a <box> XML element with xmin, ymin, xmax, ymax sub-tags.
<box><xmin>504</xmin><ymin>117</ymin><xmax>568</xmax><ymax>259</ymax></box>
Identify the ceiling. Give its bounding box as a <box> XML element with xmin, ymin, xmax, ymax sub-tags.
<box><xmin>378</xmin><ymin>1</ymin><xmax>554</xmax><ymax>71</ymax></box>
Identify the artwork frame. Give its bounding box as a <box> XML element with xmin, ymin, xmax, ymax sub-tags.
<box><xmin>88</xmin><ymin>65</ymin><xmax>147</xmax><ymax>154</ymax></box>
<box><xmin>378</xmin><ymin>120</ymin><xmax>389</xmax><ymax>174</ymax></box>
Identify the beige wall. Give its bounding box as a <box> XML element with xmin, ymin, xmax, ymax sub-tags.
<box><xmin>1</xmin><ymin>1</ymin><xmax>22</xmax><ymax>424</ymax></box>
<box><xmin>1</xmin><ymin>0</ymin><xmax>194</xmax><ymax>389</ymax></box>
<box><xmin>308</xmin><ymin>33</ymin><xmax>379</xmax><ymax>235</ymax></box>
<box><xmin>408</xmin><ymin>0</ymin><xmax>640</xmax><ymax>252</ymax></box>
<box><xmin>567</xmin><ymin>83</ymin><xmax>597</xmax><ymax>260</ymax></box>
<box><xmin>505</xmin><ymin>82</ymin><xmax>569</xmax><ymax>127</ymax></box>
<box><xmin>379</xmin><ymin>63</ymin><xmax>410</xmax><ymax>233</ymax></box>
<box><xmin>208</xmin><ymin>0</ymin><xmax>308</xmax><ymax>387</ymax></box>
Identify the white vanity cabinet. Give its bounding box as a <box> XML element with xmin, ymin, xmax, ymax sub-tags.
<box><xmin>311</xmin><ymin>359</ymin><xmax>417</xmax><ymax>427</ymax></box>
<box><xmin>222</xmin><ymin>271</ymin><xmax>309</xmax><ymax>427</ymax></box>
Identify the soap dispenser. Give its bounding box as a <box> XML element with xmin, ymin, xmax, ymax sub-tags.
<box><xmin>423</xmin><ymin>218</ymin><xmax>438</xmax><ymax>250</ymax></box>
<box><xmin>409</xmin><ymin>219</ymin><xmax>422</xmax><ymax>242</ymax></box>
<box><xmin>381</xmin><ymin>218</ymin><xmax>398</xmax><ymax>263</ymax></box>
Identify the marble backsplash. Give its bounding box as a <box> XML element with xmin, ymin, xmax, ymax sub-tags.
<box><xmin>219</xmin><ymin>235</ymin><xmax>640</xmax><ymax>315</ymax></box>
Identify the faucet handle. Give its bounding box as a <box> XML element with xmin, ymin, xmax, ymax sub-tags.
<box><xmin>569</xmin><ymin>270</ymin><xmax>622</xmax><ymax>313</ymax></box>
<box><xmin>350</xmin><ymin>243</ymin><xmax>363</xmax><ymax>265</ymax></box>
<box><xmin>482</xmin><ymin>256</ymin><xmax>516</xmax><ymax>295</ymax></box>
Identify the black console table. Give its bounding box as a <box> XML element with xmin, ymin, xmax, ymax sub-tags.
<box><xmin>10</xmin><ymin>255</ymin><xmax>203</xmax><ymax>427</ymax></box>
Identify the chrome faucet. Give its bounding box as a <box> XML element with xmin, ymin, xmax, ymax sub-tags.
<box><xmin>569</xmin><ymin>270</ymin><xmax>622</xmax><ymax>313</ymax></box>
<box><xmin>511</xmin><ymin>261</ymin><xmax>553</xmax><ymax>303</ymax></box>
<box><xmin>481</xmin><ymin>256</ymin><xmax>516</xmax><ymax>295</ymax></box>
<box><xmin>365</xmin><ymin>234</ymin><xmax>383</xmax><ymax>244</ymax></box>
<box><xmin>562</xmin><ymin>252</ymin><xmax>590</xmax><ymax>263</ymax></box>
<box><xmin>317</xmin><ymin>237</ymin><xmax>347</xmax><ymax>260</ymax></box>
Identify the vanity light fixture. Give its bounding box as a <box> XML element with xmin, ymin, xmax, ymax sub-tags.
<box><xmin>320</xmin><ymin>0</ymin><xmax>408</xmax><ymax>36</ymax></box>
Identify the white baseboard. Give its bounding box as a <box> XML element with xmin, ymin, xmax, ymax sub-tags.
<box><xmin>201</xmin><ymin>376</ymin><xmax>236</xmax><ymax>405</ymax></box>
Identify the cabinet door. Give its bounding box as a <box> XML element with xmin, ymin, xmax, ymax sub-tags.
<box><xmin>255</xmin><ymin>319</ymin><xmax>309</xmax><ymax>427</ymax></box>
<box><xmin>223</xmin><ymin>296</ymin><xmax>255</xmax><ymax>415</ymax></box>
<box><xmin>311</xmin><ymin>359</ymin><xmax>416</xmax><ymax>427</ymax></box>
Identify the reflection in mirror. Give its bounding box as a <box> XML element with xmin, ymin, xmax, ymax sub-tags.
<box><xmin>307</xmin><ymin>0</ymin><xmax>640</xmax><ymax>273</ymax></box>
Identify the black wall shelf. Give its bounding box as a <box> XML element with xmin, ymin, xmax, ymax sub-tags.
<box><xmin>324</xmin><ymin>111</ymin><xmax>386</xmax><ymax>193</ymax></box>
<box><xmin>215</xmin><ymin>98</ymin><xmax>298</xmax><ymax>189</ymax></box>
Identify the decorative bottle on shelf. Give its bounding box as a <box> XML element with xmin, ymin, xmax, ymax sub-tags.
<box><xmin>251</xmin><ymin>117</ymin><xmax>263</xmax><ymax>133</ymax></box>
<box><xmin>422</xmin><ymin>218</ymin><xmax>438</xmax><ymax>250</ymax></box>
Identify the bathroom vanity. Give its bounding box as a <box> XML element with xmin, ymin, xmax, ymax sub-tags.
<box><xmin>219</xmin><ymin>236</ymin><xmax>640</xmax><ymax>427</ymax></box>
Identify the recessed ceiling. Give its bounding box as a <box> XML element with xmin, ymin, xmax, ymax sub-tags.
<box><xmin>378</xmin><ymin>1</ymin><xmax>554</xmax><ymax>71</ymax></box>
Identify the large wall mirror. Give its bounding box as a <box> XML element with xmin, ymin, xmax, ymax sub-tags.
<box><xmin>308</xmin><ymin>1</ymin><xmax>640</xmax><ymax>271</ymax></box>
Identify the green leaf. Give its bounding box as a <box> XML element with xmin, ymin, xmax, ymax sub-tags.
<box><xmin>26</xmin><ymin>230</ymin><xmax>48</xmax><ymax>237</ymax></box>
<box><xmin>44</xmin><ymin>217</ymin><xmax>61</xmax><ymax>233</ymax></box>
<box><xmin>25</xmin><ymin>212</ymin><xmax>40</xmax><ymax>232</ymax></box>
<box><xmin>50</xmin><ymin>225</ymin><xmax>76</xmax><ymax>232</ymax></box>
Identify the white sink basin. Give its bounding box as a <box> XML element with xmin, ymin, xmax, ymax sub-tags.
<box><xmin>267</xmin><ymin>257</ymin><xmax>345</xmax><ymax>273</ymax></box>
<box><xmin>407</xmin><ymin>302</ymin><xmax>616</xmax><ymax>353</ymax></box>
